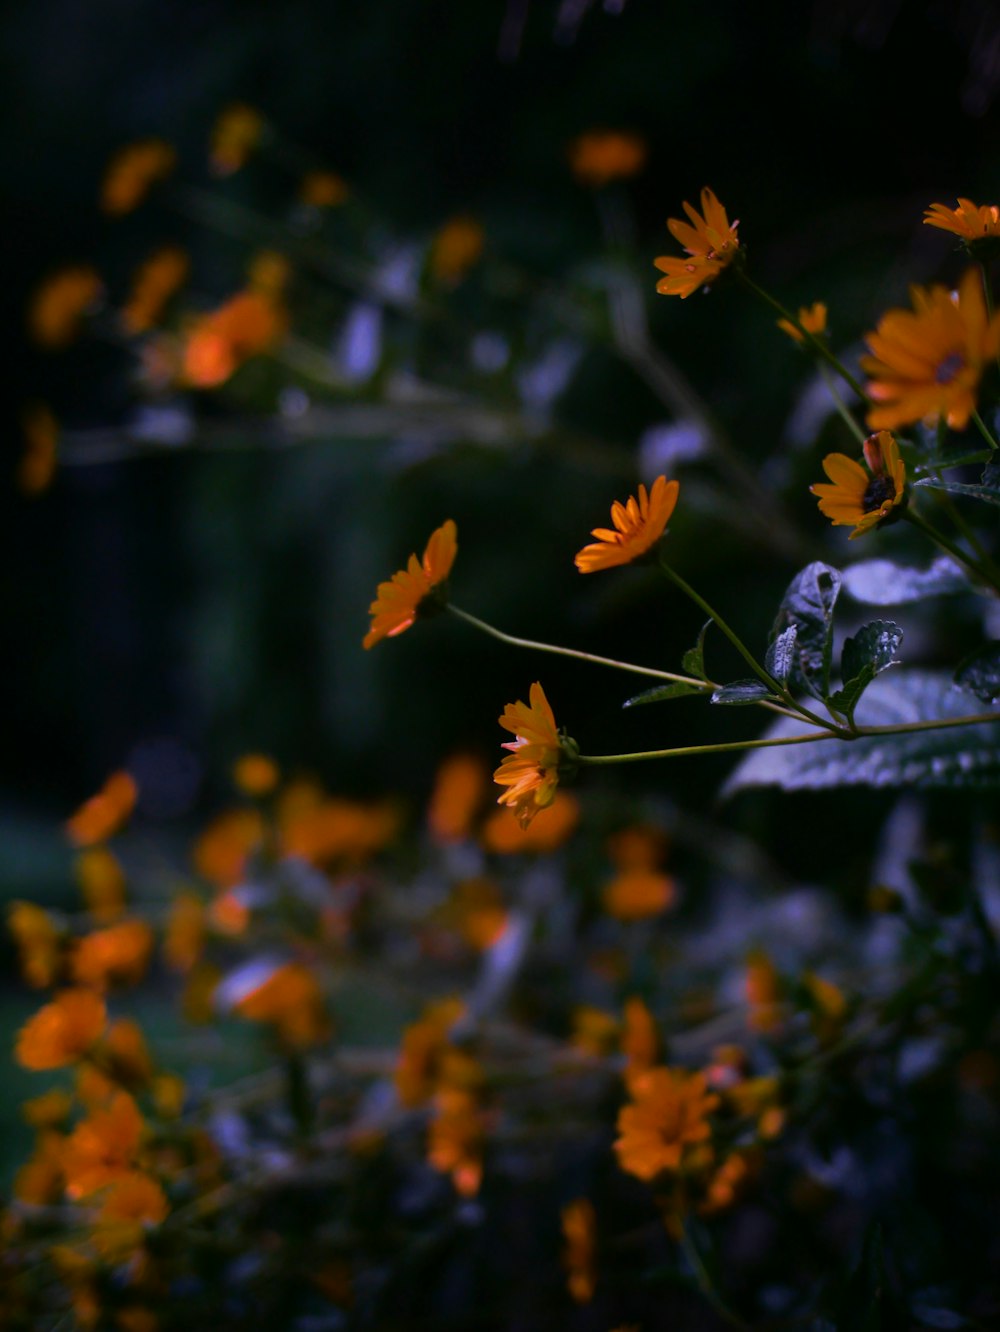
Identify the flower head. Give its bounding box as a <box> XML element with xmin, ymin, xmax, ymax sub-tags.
<box><xmin>233</xmin><ymin>962</ymin><xmax>330</xmax><ymax>1046</ymax></box>
<box><xmin>429</xmin><ymin>217</ymin><xmax>484</xmax><ymax>286</ymax></box>
<box><xmin>861</xmin><ymin>269</ymin><xmax>1000</xmax><ymax>431</ymax></box>
<box><xmin>568</xmin><ymin>130</ymin><xmax>646</xmax><ymax>188</ymax></box>
<box><xmin>614</xmin><ymin>1067</ymin><xmax>719</xmax><ymax>1182</ymax></box>
<box><xmin>654</xmin><ymin>188</ymin><xmax>740</xmax><ymax>299</ymax></box>
<box><xmin>602</xmin><ymin>869</ymin><xmax>676</xmax><ymax>921</ymax></box>
<box><xmin>811</xmin><ymin>430</ymin><xmax>906</xmax><ymax>539</ymax></box>
<box><xmin>28</xmin><ymin>267</ymin><xmax>103</xmax><ymax>348</ymax></box>
<box><xmin>66</xmin><ymin>771</ymin><xmax>138</xmax><ymax>847</ymax></box>
<box><xmin>101</xmin><ymin>139</ymin><xmax>176</xmax><ymax>215</ymax></box>
<box><xmin>494</xmin><ymin>683</ymin><xmax>570</xmax><ymax>830</ymax></box>
<box><xmin>210</xmin><ymin>104</ymin><xmax>264</xmax><ymax>176</ymax></box>
<box><xmin>16</xmin><ymin>989</ymin><xmax>107</xmax><ymax>1070</ymax></box>
<box><xmin>924</xmin><ymin>198</ymin><xmax>1000</xmax><ymax>248</ymax></box>
<box><xmin>181</xmin><ymin>290</ymin><xmax>287</xmax><ymax>388</ymax></box>
<box><xmin>363</xmin><ymin>520</ymin><xmax>457</xmax><ymax>649</ymax></box>
<box><xmin>575</xmin><ymin>475</ymin><xmax>679</xmax><ymax>572</ymax></box>
<box><xmin>777</xmin><ymin>301</ymin><xmax>828</xmax><ymax>344</ymax></box>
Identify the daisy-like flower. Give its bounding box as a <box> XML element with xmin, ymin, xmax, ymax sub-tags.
<box><xmin>861</xmin><ymin>269</ymin><xmax>1000</xmax><ymax>431</ymax></box>
<box><xmin>363</xmin><ymin>520</ymin><xmax>457</xmax><ymax>649</ymax></box>
<box><xmin>574</xmin><ymin>475</ymin><xmax>679</xmax><ymax>573</ymax></box>
<box><xmin>777</xmin><ymin>300</ymin><xmax>828</xmax><ymax>344</ymax></box>
<box><xmin>924</xmin><ymin>198</ymin><xmax>1000</xmax><ymax>245</ymax></box>
<box><xmin>614</xmin><ymin>1066</ymin><xmax>720</xmax><ymax>1182</ymax></box>
<box><xmin>494</xmin><ymin>682</ymin><xmax>572</xmax><ymax>830</ymax></box>
<box><xmin>811</xmin><ymin>430</ymin><xmax>906</xmax><ymax>539</ymax></box>
<box><xmin>654</xmin><ymin>188</ymin><xmax>740</xmax><ymax>299</ymax></box>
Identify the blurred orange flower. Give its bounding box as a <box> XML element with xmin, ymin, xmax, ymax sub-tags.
<box><xmin>574</xmin><ymin>475</ymin><xmax>679</xmax><ymax>573</ymax></box>
<box><xmin>494</xmin><ymin>682</ymin><xmax>568</xmax><ymax>830</ymax></box>
<box><xmin>18</xmin><ymin>402</ymin><xmax>59</xmax><ymax>496</ymax></box>
<box><xmin>924</xmin><ymin>197</ymin><xmax>1000</xmax><ymax>243</ymax></box>
<box><xmin>163</xmin><ymin>891</ymin><xmax>206</xmax><ymax>972</ymax></box>
<box><xmin>28</xmin><ymin>267</ymin><xmax>102</xmax><ymax>348</ymax></box>
<box><xmin>363</xmin><ymin>520</ymin><xmax>457</xmax><ymax>649</ymax></box>
<box><xmin>428</xmin><ymin>754</ymin><xmax>489</xmax><ymax>843</ymax></box>
<box><xmin>121</xmin><ymin>245</ymin><xmax>189</xmax><ymax>335</ymax></box>
<box><xmin>429</xmin><ymin>216</ymin><xmax>484</xmax><ymax>285</ymax></box>
<box><xmin>300</xmin><ymin>170</ymin><xmax>350</xmax><ymax>208</ymax></box>
<box><xmin>247</xmin><ymin>251</ymin><xmax>291</xmax><ymax>299</ymax></box>
<box><xmin>8</xmin><ymin>901</ymin><xmax>62</xmax><ymax>988</ymax></box>
<box><xmin>777</xmin><ymin>300</ymin><xmax>828</xmax><ymax>344</ymax></box>
<box><xmin>75</xmin><ymin>847</ymin><xmax>127</xmax><ymax>923</ymax></box>
<box><xmin>861</xmin><ymin>269</ymin><xmax>1000</xmax><ymax>430</ymax></box>
<box><xmin>14</xmin><ymin>1130</ymin><xmax>65</xmax><ymax>1205</ymax></box>
<box><xmin>561</xmin><ymin>1198</ymin><xmax>597</xmax><ymax>1303</ymax></box>
<box><xmin>568</xmin><ymin>130</ymin><xmax>646</xmax><ymax>188</ymax></box>
<box><xmin>607</xmin><ymin>824</ymin><xmax>669</xmax><ymax>871</ymax></box>
<box><xmin>234</xmin><ymin>962</ymin><xmax>330</xmax><ymax>1046</ymax></box>
<box><xmin>72</xmin><ymin>920</ymin><xmax>154</xmax><ymax>992</ymax></box>
<box><xmin>16</xmin><ymin>989</ymin><xmax>106</xmax><ymax>1069</ymax></box>
<box><xmin>745</xmin><ymin>950</ymin><xmax>783</xmax><ymax>1033</ymax></box>
<box><xmin>210</xmin><ymin>104</ymin><xmax>264</xmax><ymax>175</ymax></box>
<box><xmin>602</xmin><ymin>869</ymin><xmax>676</xmax><ymax>921</ymax></box>
<box><xmin>101</xmin><ymin>139</ymin><xmax>176</xmax><ymax>215</ymax></box>
<box><xmin>571</xmin><ymin>1006</ymin><xmax>618</xmax><ymax>1057</ymax></box>
<box><xmin>182</xmin><ymin>290</ymin><xmax>287</xmax><ymax>388</ymax></box>
<box><xmin>280</xmin><ymin>795</ymin><xmax>399</xmax><ymax>865</ymax></box>
<box><xmin>93</xmin><ymin>1172</ymin><xmax>168</xmax><ymax>1262</ymax></box>
<box><xmin>66</xmin><ymin>771</ymin><xmax>138</xmax><ymax>847</ymax></box>
<box><xmin>394</xmin><ymin>997</ymin><xmax>465</xmax><ymax>1107</ymax></box>
<box><xmin>104</xmin><ymin>1018</ymin><xmax>154</xmax><ymax>1090</ymax></box>
<box><xmin>615</xmin><ymin>1067</ymin><xmax>719</xmax><ymax>1181</ymax></box>
<box><xmin>811</xmin><ymin>430</ymin><xmax>906</xmax><ymax>539</ymax></box>
<box><xmin>621</xmin><ymin>996</ymin><xmax>659</xmax><ymax>1076</ymax></box>
<box><xmin>232</xmin><ymin>753</ymin><xmax>280</xmax><ymax>797</ymax></box>
<box><xmin>427</xmin><ymin>1086</ymin><xmax>484</xmax><ymax>1197</ymax></box>
<box><xmin>22</xmin><ymin>1088</ymin><xmax>73</xmax><ymax>1130</ymax></box>
<box><xmin>482</xmin><ymin>790</ymin><xmax>580</xmax><ymax>853</ymax></box>
<box><xmin>654</xmin><ymin>188</ymin><xmax>740</xmax><ymax>299</ymax></box>
<box><xmin>193</xmin><ymin>807</ymin><xmax>263</xmax><ymax>888</ymax></box>
<box><xmin>62</xmin><ymin>1091</ymin><xmax>143</xmax><ymax>1199</ymax></box>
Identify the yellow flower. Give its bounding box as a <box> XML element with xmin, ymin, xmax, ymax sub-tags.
<box><xmin>777</xmin><ymin>300</ymin><xmax>828</xmax><ymax>343</ymax></box>
<box><xmin>574</xmin><ymin>475</ymin><xmax>679</xmax><ymax>572</ymax></box>
<box><xmin>568</xmin><ymin>130</ymin><xmax>646</xmax><ymax>188</ymax></box>
<box><xmin>615</xmin><ymin>1066</ymin><xmax>719</xmax><ymax>1182</ymax></box>
<box><xmin>654</xmin><ymin>188</ymin><xmax>740</xmax><ymax>299</ymax></box>
<box><xmin>363</xmin><ymin>520</ymin><xmax>457</xmax><ymax>649</ymax></box>
<box><xmin>861</xmin><ymin>269</ymin><xmax>1000</xmax><ymax>431</ymax></box>
<box><xmin>811</xmin><ymin>430</ymin><xmax>906</xmax><ymax>539</ymax></box>
<box><xmin>101</xmin><ymin>139</ymin><xmax>176</xmax><ymax>215</ymax></box>
<box><xmin>429</xmin><ymin>216</ymin><xmax>484</xmax><ymax>285</ymax></box>
<box><xmin>924</xmin><ymin>197</ymin><xmax>1000</xmax><ymax>243</ymax></box>
<box><xmin>15</xmin><ymin>989</ymin><xmax>107</xmax><ymax>1069</ymax></box>
<box><xmin>494</xmin><ymin>682</ymin><xmax>568</xmax><ymax>830</ymax></box>
<box><xmin>210</xmin><ymin>104</ymin><xmax>264</xmax><ymax>175</ymax></box>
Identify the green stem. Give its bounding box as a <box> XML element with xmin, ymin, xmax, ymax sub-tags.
<box><xmin>979</xmin><ymin>259</ymin><xmax>1000</xmax><ymax>377</ymax></box>
<box><xmin>736</xmin><ymin>269</ymin><xmax>871</xmax><ymax>405</ymax></box>
<box><xmin>679</xmin><ymin>1223</ymin><xmax>752</xmax><ymax>1331</ymax></box>
<box><xmin>931</xmin><ymin>486</ymin><xmax>1000</xmax><ymax>585</ymax></box>
<box><xmin>971</xmin><ymin>408</ymin><xmax>999</xmax><ymax>451</ymax></box>
<box><xmin>903</xmin><ymin>508</ymin><xmax>1000</xmax><ymax>593</ymax></box>
<box><xmin>818</xmin><ymin>363</ymin><xmax>866</xmax><ymax>444</ymax></box>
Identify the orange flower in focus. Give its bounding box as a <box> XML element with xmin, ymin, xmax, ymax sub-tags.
<box><xmin>621</xmin><ymin>997</ymin><xmax>659</xmax><ymax>1076</ymax></box>
<box><xmin>494</xmin><ymin>682</ymin><xmax>569</xmax><ymax>831</ymax></box>
<box><xmin>561</xmin><ymin>1199</ymin><xmax>597</xmax><ymax>1304</ymax></box>
<box><xmin>75</xmin><ymin>848</ymin><xmax>127</xmax><ymax>923</ymax></box>
<box><xmin>924</xmin><ymin>197</ymin><xmax>1000</xmax><ymax>243</ymax></box>
<box><xmin>8</xmin><ymin>901</ymin><xmax>62</xmax><ymax>988</ymax></box>
<box><xmin>18</xmin><ymin>402</ymin><xmax>59</xmax><ymax>496</ymax></box>
<box><xmin>574</xmin><ymin>475</ymin><xmax>679</xmax><ymax>573</ymax></box>
<box><xmin>232</xmin><ymin>753</ymin><xmax>280</xmax><ymax>797</ymax></box>
<box><xmin>363</xmin><ymin>520</ymin><xmax>458</xmax><ymax>649</ymax></box>
<box><xmin>603</xmin><ymin>869</ymin><xmax>676</xmax><ymax>921</ymax></box>
<box><xmin>72</xmin><ymin>920</ymin><xmax>153</xmax><ymax>991</ymax></box>
<box><xmin>301</xmin><ymin>170</ymin><xmax>350</xmax><ymax>208</ymax></box>
<box><xmin>16</xmin><ymin>989</ymin><xmax>106</xmax><ymax>1069</ymax></box>
<box><xmin>163</xmin><ymin>891</ymin><xmax>206</xmax><ymax>972</ymax></box>
<box><xmin>429</xmin><ymin>216</ymin><xmax>484</xmax><ymax>285</ymax></box>
<box><xmin>614</xmin><ymin>1067</ymin><xmax>719</xmax><ymax>1182</ymax></box>
<box><xmin>811</xmin><ymin>430</ymin><xmax>906</xmax><ymax>539</ymax></box>
<box><xmin>93</xmin><ymin>1172</ymin><xmax>168</xmax><ymax>1262</ymax></box>
<box><xmin>777</xmin><ymin>301</ymin><xmax>828</xmax><ymax>344</ymax></box>
<box><xmin>745</xmin><ymin>950</ymin><xmax>783</xmax><ymax>1033</ymax></box>
<box><xmin>568</xmin><ymin>130</ymin><xmax>646</xmax><ymax>188</ymax></box>
<box><xmin>654</xmin><ymin>188</ymin><xmax>740</xmax><ymax>299</ymax></box>
<box><xmin>394</xmin><ymin>997</ymin><xmax>465</xmax><ymax>1107</ymax></box>
<box><xmin>121</xmin><ymin>245</ymin><xmax>189</xmax><ymax>335</ymax></box>
<box><xmin>193</xmin><ymin>807</ymin><xmax>263</xmax><ymax>888</ymax></box>
<box><xmin>182</xmin><ymin>290</ymin><xmax>287</xmax><ymax>388</ymax></box>
<box><xmin>427</xmin><ymin>1087</ymin><xmax>484</xmax><ymax>1197</ymax></box>
<box><xmin>101</xmin><ymin>140</ymin><xmax>176</xmax><ymax>215</ymax></box>
<box><xmin>28</xmin><ymin>267</ymin><xmax>102</xmax><ymax>348</ymax></box>
<box><xmin>210</xmin><ymin>104</ymin><xmax>264</xmax><ymax>175</ymax></box>
<box><xmin>861</xmin><ymin>269</ymin><xmax>1000</xmax><ymax>430</ymax></box>
<box><xmin>62</xmin><ymin>1091</ymin><xmax>143</xmax><ymax>1198</ymax></box>
<box><xmin>66</xmin><ymin>771</ymin><xmax>138</xmax><ymax>847</ymax></box>
<box><xmin>234</xmin><ymin>962</ymin><xmax>330</xmax><ymax>1046</ymax></box>
<box><xmin>428</xmin><ymin>754</ymin><xmax>489</xmax><ymax>843</ymax></box>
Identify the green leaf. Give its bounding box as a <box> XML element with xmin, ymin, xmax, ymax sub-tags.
<box><xmin>842</xmin><ymin>556</ymin><xmax>969</xmax><ymax>606</ymax></box>
<box><xmin>724</xmin><ymin>671</ymin><xmax>1000</xmax><ymax>795</ymax></box>
<box><xmin>913</xmin><ymin>462</ymin><xmax>1000</xmax><ymax>507</ymax></box>
<box><xmin>623</xmin><ymin>681</ymin><xmax>702</xmax><ymax>708</ymax></box>
<box><xmin>710</xmin><ymin>679</ymin><xmax>774</xmax><ymax>706</ymax></box>
<box><xmin>765</xmin><ymin>624</ymin><xmax>797</xmax><ymax>683</ymax></box>
<box><xmin>771</xmin><ymin>562</ymin><xmax>842</xmax><ymax>701</ymax></box>
<box><xmin>827</xmin><ymin>620</ymin><xmax>903</xmax><ymax>723</ymax></box>
<box><xmin>681</xmin><ymin>620</ymin><xmax>711</xmax><ymax>680</ymax></box>
<box><xmin>911</xmin><ymin>446</ymin><xmax>993</xmax><ymax>473</ymax></box>
<box><xmin>954</xmin><ymin>642</ymin><xmax>1000</xmax><ymax>702</ymax></box>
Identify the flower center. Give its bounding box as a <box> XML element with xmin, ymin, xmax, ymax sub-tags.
<box><xmin>935</xmin><ymin>352</ymin><xmax>965</xmax><ymax>385</ymax></box>
<box><xmin>862</xmin><ymin>475</ymin><xmax>896</xmax><ymax>513</ymax></box>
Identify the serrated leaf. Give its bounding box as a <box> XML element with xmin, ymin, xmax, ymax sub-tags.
<box><xmin>913</xmin><ymin>468</ymin><xmax>1000</xmax><ymax>506</ymax></box>
<box><xmin>765</xmin><ymin>625</ymin><xmax>797</xmax><ymax>683</ymax></box>
<box><xmin>827</xmin><ymin>620</ymin><xmax>903</xmax><ymax>723</ymax></box>
<box><xmin>710</xmin><ymin>679</ymin><xmax>774</xmax><ymax>706</ymax></box>
<box><xmin>681</xmin><ymin>620</ymin><xmax>711</xmax><ymax>680</ymax></box>
<box><xmin>723</xmin><ymin>671</ymin><xmax>1000</xmax><ymax>795</ymax></box>
<box><xmin>842</xmin><ymin>556</ymin><xmax>969</xmax><ymax>605</ymax></box>
<box><xmin>771</xmin><ymin>562</ymin><xmax>842</xmax><ymax>700</ymax></box>
<box><xmin>623</xmin><ymin>681</ymin><xmax>702</xmax><ymax>708</ymax></box>
<box><xmin>954</xmin><ymin>641</ymin><xmax>1000</xmax><ymax>702</ymax></box>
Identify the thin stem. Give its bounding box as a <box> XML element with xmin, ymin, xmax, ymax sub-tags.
<box><xmin>679</xmin><ymin>1224</ymin><xmax>752</xmax><ymax>1332</ymax></box>
<box><xmin>903</xmin><ymin>509</ymin><xmax>1000</xmax><ymax>593</ymax></box>
<box><xmin>818</xmin><ymin>363</ymin><xmax>866</xmax><ymax>444</ymax></box>
<box><xmin>447</xmin><ymin>604</ymin><xmax>708</xmax><ymax>688</ymax></box>
<box><xmin>931</xmin><ymin>487</ymin><xmax>1000</xmax><ymax>585</ymax></box>
<box><xmin>979</xmin><ymin>259</ymin><xmax>1000</xmax><ymax>377</ymax></box>
<box><xmin>735</xmin><ymin>269</ymin><xmax>871</xmax><ymax>405</ymax></box>
<box><xmin>971</xmin><ymin>408</ymin><xmax>999</xmax><ymax>451</ymax></box>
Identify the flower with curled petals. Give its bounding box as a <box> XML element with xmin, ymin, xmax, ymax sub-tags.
<box><xmin>654</xmin><ymin>188</ymin><xmax>740</xmax><ymax>299</ymax></box>
<box><xmin>494</xmin><ymin>683</ymin><xmax>574</xmax><ymax>830</ymax></box>
<box><xmin>363</xmin><ymin>520</ymin><xmax>457</xmax><ymax>649</ymax></box>
<box><xmin>811</xmin><ymin>431</ymin><xmax>906</xmax><ymax>539</ymax></box>
<box><xmin>575</xmin><ymin>475</ymin><xmax>678</xmax><ymax>572</ymax></box>
<box><xmin>924</xmin><ymin>197</ymin><xmax>1000</xmax><ymax>249</ymax></box>
<box><xmin>777</xmin><ymin>301</ymin><xmax>827</xmax><ymax>344</ymax></box>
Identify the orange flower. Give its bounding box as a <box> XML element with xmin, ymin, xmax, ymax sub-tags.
<box><xmin>394</xmin><ymin>997</ymin><xmax>465</xmax><ymax>1107</ymax></box>
<box><xmin>494</xmin><ymin>682</ymin><xmax>569</xmax><ymax>830</ymax></box>
<box><xmin>72</xmin><ymin>920</ymin><xmax>153</xmax><ymax>991</ymax></box>
<box><xmin>574</xmin><ymin>475</ymin><xmax>679</xmax><ymax>572</ymax></box>
<box><xmin>811</xmin><ymin>430</ymin><xmax>906</xmax><ymax>539</ymax></box>
<box><xmin>363</xmin><ymin>520</ymin><xmax>458</xmax><ymax>649</ymax></box>
<box><xmin>427</xmin><ymin>1086</ymin><xmax>484</xmax><ymax>1197</ymax></box>
<box><xmin>247</xmin><ymin>250</ymin><xmax>291</xmax><ymax>299</ymax></box>
<box><xmin>193</xmin><ymin>807</ymin><xmax>263</xmax><ymax>888</ymax></box>
<box><xmin>745</xmin><ymin>950</ymin><xmax>783</xmax><ymax>1033</ymax></box>
<box><xmin>18</xmin><ymin>402</ymin><xmax>59</xmax><ymax>496</ymax></box>
<box><xmin>93</xmin><ymin>1172</ymin><xmax>168</xmax><ymax>1261</ymax></box>
<box><xmin>607</xmin><ymin>824</ymin><xmax>669</xmax><ymax>871</ymax></box>
<box><xmin>75</xmin><ymin>848</ymin><xmax>127</xmax><ymax>923</ymax></box>
<box><xmin>14</xmin><ymin>1132</ymin><xmax>65</xmax><ymax>1205</ymax></box>
<box><xmin>480</xmin><ymin>791</ymin><xmax>580</xmax><ymax>853</ymax></box>
<box><xmin>279</xmin><ymin>795</ymin><xmax>399</xmax><ymax>865</ymax></box>
<box><xmin>232</xmin><ymin>753</ymin><xmax>280</xmax><ymax>797</ymax></box>
<box><xmin>568</xmin><ymin>130</ymin><xmax>646</xmax><ymax>188</ymax></box>
<box><xmin>233</xmin><ymin>962</ymin><xmax>330</xmax><ymax>1046</ymax></box>
<box><xmin>561</xmin><ymin>1199</ymin><xmax>597</xmax><ymax>1303</ymax></box>
<box><xmin>181</xmin><ymin>290</ymin><xmax>287</xmax><ymax>388</ymax></box>
<box><xmin>701</xmin><ymin>1149</ymin><xmax>756</xmax><ymax>1215</ymax></box>
<box><xmin>654</xmin><ymin>188</ymin><xmax>740</xmax><ymax>299</ymax></box>
<box><xmin>8</xmin><ymin>901</ymin><xmax>62</xmax><ymax>988</ymax></box>
<box><xmin>924</xmin><ymin>197</ymin><xmax>1000</xmax><ymax>243</ymax></box>
<box><xmin>300</xmin><ymin>170</ymin><xmax>350</xmax><ymax>208</ymax></box>
<box><xmin>210</xmin><ymin>104</ymin><xmax>264</xmax><ymax>175</ymax></box>
<box><xmin>429</xmin><ymin>216</ymin><xmax>484</xmax><ymax>285</ymax></box>
<box><xmin>602</xmin><ymin>869</ymin><xmax>676</xmax><ymax>921</ymax></box>
<box><xmin>777</xmin><ymin>301</ymin><xmax>828</xmax><ymax>344</ymax></box>
<box><xmin>428</xmin><ymin>754</ymin><xmax>489</xmax><ymax>842</ymax></box>
<box><xmin>101</xmin><ymin>140</ymin><xmax>176</xmax><ymax>215</ymax></box>
<box><xmin>16</xmin><ymin>989</ymin><xmax>106</xmax><ymax>1069</ymax></box>
<box><xmin>861</xmin><ymin>269</ymin><xmax>1000</xmax><ymax>430</ymax></box>
<box><xmin>621</xmin><ymin>997</ymin><xmax>659</xmax><ymax>1076</ymax></box>
<box><xmin>104</xmin><ymin>1018</ymin><xmax>154</xmax><ymax>1090</ymax></box>
<box><xmin>22</xmin><ymin>1088</ymin><xmax>73</xmax><ymax>1129</ymax></box>
<box><xmin>614</xmin><ymin>1067</ymin><xmax>719</xmax><ymax>1181</ymax></box>
<box><xmin>62</xmin><ymin>1091</ymin><xmax>143</xmax><ymax>1198</ymax></box>
<box><xmin>163</xmin><ymin>891</ymin><xmax>206</xmax><ymax>972</ymax></box>
<box><xmin>28</xmin><ymin>266</ymin><xmax>102</xmax><ymax>348</ymax></box>
<box><xmin>66</xmin><ymin>771</ymin><xmax>138</xmax><ymax>847</ymax></box>
<box><xmin>121</xmin><ymin>245</ymin><xmax>189</xmax><ymax>334</ymax></box>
